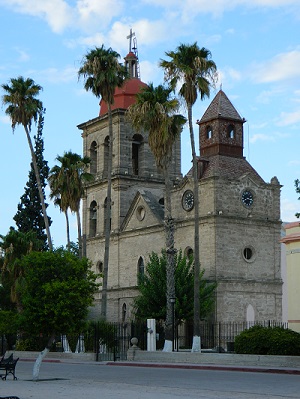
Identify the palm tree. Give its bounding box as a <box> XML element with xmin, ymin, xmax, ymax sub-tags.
<box><xmin>48</xmin><ymin>167</ymin><xmax>71</xmax><ymax>250</ymax></box>
<box><xmin>1</xmin><ymin>76</ymin><xmax>53</xmax><ymax>250</ymax></box>
<box><xmin>78</xmin><ymin>45</ymin><xmax>128</xmax><ymax>319</ymax></box>
<box><xmin>127</xmin><ymin>83</ymin><xmax>186</xmax><ymax>351</ymax></box>
<box><xmin>160</xmin><ymin>43</ymin><xmax>217</xmax><ymax>352</ymax></box>
<box><xmin>48</xmin><ymin>151</ymin><xmax>93</xmax><ymax>256</ymax></box>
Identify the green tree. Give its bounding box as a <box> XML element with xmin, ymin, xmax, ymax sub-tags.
<box><xmin>0</xmin><ymin>227</ymin><xmax>43</xmax><ymax>311</ymax></box>
<box><xmin>127</xmin><ymin>83</ymin><xmax>186</xmax><ymax>351</ymax></box>
<box><xmin>134</xmin><ymin>250</ymin><xmax>216</xmax><ymax>324</ymax></box>
<box><xmin>78</xmin><ymin>45</ymin><xmax>128</xmax><ymax>318</ymax></box>
<box><xmin>0</xmin><ymin>272</ymin><xmax>15</xmax><ymax>312</ymax></box>
<box><xmin>1</xmin><ymin>76</ymin><xmax>53</xmax><ymax>250</ymax></box>
<box><xmin>18</xmin><ymin>248</ymin><xmax>99</xmax><ymax>380</ymax></box>
<box><xmin>160</xmin><ymin>43</ymin><xmax>217</xmax><ymax>351</ymax></box>
<box><xmin>48</xmin><ymin>151</ymin><xmax>93</xmax><ymax>254</ymax></box>
<box><xmin>13</xmin><ymin>109</ymin><xmax>52</xmax><ymax>249</ymax></box>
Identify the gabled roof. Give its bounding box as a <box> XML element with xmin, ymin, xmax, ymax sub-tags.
<box><xmin>121</xmin><ymin>189</ymin><xmax>164</xmax><ymax>232</ymax></box>
<box><xmin>141</xmin><ymin>190</ymin><xmax>164</xmax><ymax>221</ymax></box>
<box><xmin>199</xmin><ymin>90</ymin><xmax>243</xmax><ymax>123</ymax></box>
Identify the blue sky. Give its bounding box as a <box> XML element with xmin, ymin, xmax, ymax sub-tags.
<box><xmin>0</xmin><ymin>0</ymin><xmax>299</xmax><ymax>247</ymax></box>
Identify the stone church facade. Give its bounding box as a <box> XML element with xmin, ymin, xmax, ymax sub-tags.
<box><xmin>77</xmin><ymin>49</ymin><xmax>282</xmax><ymax>324</ymax></box>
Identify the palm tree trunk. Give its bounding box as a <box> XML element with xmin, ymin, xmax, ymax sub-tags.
<box><xmin>24</xmin><ymin>126</ymin><xmax>53</xmax><ymax>251</ymax></box>
<box><xmin>64</xmin><ymin>210</ymin><xmax>70</xmax><ymax>250</ymax></box>
<box><xmin>163</xmin><ymin>166</ymin><xmax>176</xmax><ymax>352</ymax></box>
<box><xmin>187</xmin><ymin>104</ymin><xmax>201</xmax><ymax>352</ymax></box>
<box><xmin>101</xmin><ymin>103</ymin><xmax>113</xmax><ymax>320</ymax></box>
<box><xmin>76</xmin><ymin>206</ymin><xmax>82</xmax><ymax>258</ymax></box>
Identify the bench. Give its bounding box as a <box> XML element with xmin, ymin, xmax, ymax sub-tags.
<box><xmin>0</xmin><ymin>397</ymin><xmax>20</xmax><ymax>399</ymax></box>
<box><xmin>0</xmin><ymin>354</ymin><xmax>19</xmax><ymax>380</ymax></box>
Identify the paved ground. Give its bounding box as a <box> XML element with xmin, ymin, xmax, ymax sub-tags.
<box><xmin>1</xmin><ymin>359</ymin><xmax>300</xmax><ymax>399</ymax></box>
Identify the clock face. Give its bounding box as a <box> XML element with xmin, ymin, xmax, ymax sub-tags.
<box><xmin>182</xmin><ymin>190</ymin><xmax>194</xmax><ymax>211</ymax></box>
<box><xmin>241</xmin><ymin>190</ymin><xmax>254</xmax><ymax>207</ymax></box>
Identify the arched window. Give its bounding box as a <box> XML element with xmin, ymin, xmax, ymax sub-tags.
<box><xmin>96</xmin><ymin>260</ymin><xmax>103</xmax><ymax>274</ymax></box>
<box><xmin>122</xmin><ymin>303</ymin><xmax>127</xmax><ymax>322</ymax></box>
<box><xmin>137</xmin><ymin>256</ymin><xmax>144</xmax><ymax>283</ymax></box>
<box><xmin>132</xmin><ymin>134</ymin><xmax>143</xmax><ymax>176</ymax></box>
<box><xmin>103</xmin><ymin>136</ymin><xmax>109</xmax><ymax>178</ymax></box>
<box><xmin>184</xmin><ymin>246</ymin><xmax>194</xmax><ymax>260</ymax></box>
<box><xmin>206</xmin><ymin>125</ymin><xmax>213</xmax><ymax>139</ymax></box>
<box><xmin>89</xmin><ymin>201</ymin><xmax>97</xmax><ymax>237</ymax></box>
<box><xmin>90</xmin><ymin>141</ymin><xmax>97</xmax><ymax>174</ymax></box>
<box><xmin>228</xmin><ymin>124</ymin><xmax>235</xmax><ymax>139</ymax></box>
<box><xmin>104</xmin><ymin>197</ymin><xmax>111</xmax><ymax>232</ymax></box>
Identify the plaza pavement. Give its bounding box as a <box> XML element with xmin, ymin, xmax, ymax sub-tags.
<box><xmin>1</xmin><ymin>354</ymin><xmax>300</xmax><ymax>399</ymax></box>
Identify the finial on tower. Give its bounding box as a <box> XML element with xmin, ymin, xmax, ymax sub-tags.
<box><xmin>127</xmin><ymin>28</ymin><xmax>135</xmax><ymax>53</ymax></box>
<box><xmin>125</xmin><ymin>28</ymin><xmax>140</xmax><ymax>79</ymax></box>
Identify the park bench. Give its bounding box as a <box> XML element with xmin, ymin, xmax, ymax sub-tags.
<box><xmin>0</xmin><ymin>354</ymin><xmax>19</xmax><ymax>380</ymax></box>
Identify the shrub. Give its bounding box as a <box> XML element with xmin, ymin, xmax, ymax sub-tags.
<box><xmin>234</xmin><ymin>325</ymin><xmax>300</xmax><ymax>356</ymax></box>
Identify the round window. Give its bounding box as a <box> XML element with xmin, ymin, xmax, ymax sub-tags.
<box><xmin>242</xmin><ymin>246</ymin><xmax>256</xmax><ymax>263</ymax></box>
<box><xmin>136</xmin><ymin>206</ymin><xmax>146</xmax><ymax>221</ymax></box>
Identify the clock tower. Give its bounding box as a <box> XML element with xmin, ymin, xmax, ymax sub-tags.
<box><xmin>189</xmin><ymin>90</ymin><xmax>283</xmax><ymax>322</ymax></box>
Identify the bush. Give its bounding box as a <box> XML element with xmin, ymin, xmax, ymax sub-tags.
<box><xmin>234</xmin><ymin>325</ymin><xmax>300</xmax><ymax>356</ymax></box>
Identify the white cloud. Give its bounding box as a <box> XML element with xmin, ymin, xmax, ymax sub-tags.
<box><xmin>250</xmin><ymin>122</ymin><xmax>268</xmax><ymax>129</ymax></box>
<box><xmin>141</xmin><ymin>0</ymin><xmax>300</xmax><ymax>19</ymax></box>
<box><xmin>67</xmin><ymin>33</ymin><xmax>107</xmax><ymax>49</ymax></box>
<box><xmin>217</xmin><ymin>67</ymin><xmax>241</xmax><ymax>90</ymax></box>
<box><xmin>0</xmin><ymin>0</ymin><xmax>123</xmax><ymax>34</ymax></box>
<box><xmin>249</xmin><ymin>133</ymin><xmax>275</xmax><ymax>143</ymax></box>
<box><xmin>256</xmin><ymin>88</ymin><xmax>284</xmax><ymax>104</ymax></box>
<box><xmin>28</xmin><ymin>66</ymin><xmax>77</xmax><ymax>84</ymax></box>
<box><xmin>277</xmin><ymin>110</ymin><xmax>300</xmax><ymax>126</ymax></box>
<box><xmin>0</xmin><ymin>0</ymin><xmax>74</xmax><ymax>33</ymax></box>
<box><xmin>14</xmin><ymin>47</ymin><xmax>30</xmax><ymax>62</ymax></box>
<box><xmin>75</xmin><ymin>0</ymin><xmax>124</xmax><ymax>32</ymax></box>
<box><xmin>251</xmin><ymin>50</ymin><xmax>300</xmax><ymax>84</ymax></box>
<box><xmin>139</xmin><ymin>60</ymin><xmax>164</xmax><ymax>85</ymax></box>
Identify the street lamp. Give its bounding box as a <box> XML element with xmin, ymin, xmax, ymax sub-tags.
<box><xmin>170</xmin><ymin>297</ymin><xmax>176</xmax><ymax>351</ymax></box>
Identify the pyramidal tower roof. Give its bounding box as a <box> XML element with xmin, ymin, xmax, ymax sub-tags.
<box><xmin>199</xmin><ymin>90</ymin><xmax>243</xmax><ymax>124</ymax></box>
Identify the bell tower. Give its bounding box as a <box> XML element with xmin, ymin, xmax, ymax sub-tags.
<box><xmin>192</xmin><ymin>89</ymin><xmax>283</xmax><ymax>324</ymax></box>
<box><xmin>78</xmin><ymin>32</ymin><xmax>182</xmax><ymax>317</ymax></box>
<box><xmin>198</xmin><ymin>90</ymin><xmax>245</xmax><ymax>158</ymax></box>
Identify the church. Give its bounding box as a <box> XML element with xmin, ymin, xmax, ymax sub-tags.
<box><xmin>77</xmin><ymin>39</ymin><xmax>283</xmax><ymax>325</ymax></box>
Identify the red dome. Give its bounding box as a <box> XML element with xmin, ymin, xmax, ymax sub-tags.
<box><xmin>99</xmin><ymin>78</ymin><xmax>147</xmax><ymax>116</ymax></box>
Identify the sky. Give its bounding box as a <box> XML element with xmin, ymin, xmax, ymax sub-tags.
<box><xmin>0</xmin><ymin>0</ymin><xmax>299</xmax><ymax>248</ymax></box>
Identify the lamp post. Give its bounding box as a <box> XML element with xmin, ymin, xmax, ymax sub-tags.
<box><xmin>170</xmin><ymin>297</ymin><xmax>176</xmax><ymax>352</ymax></box>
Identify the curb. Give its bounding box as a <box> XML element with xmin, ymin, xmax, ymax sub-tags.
<box><xmin>107</xmin><ymin>361</ymin><xmax>300</xmax><ymax>375</ymax></box>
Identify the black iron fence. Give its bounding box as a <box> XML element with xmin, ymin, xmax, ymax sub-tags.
<box><xmin>0</xmin><ymin>320</ymin><xmax>288</xmax><ymax>359</ymax></box>
<box><xmin>177</xmin><ymin>320</ymin><xmax>288</xmax><ymax>352</ymax></box>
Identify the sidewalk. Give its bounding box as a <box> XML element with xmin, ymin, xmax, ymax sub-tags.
<box><xmin>108</xmin><ymin>360</ymin><xmax>300</xmax><ymax>375</ymax></box>
<box><xmin>8</xmin><ymin>350</ymin><xmax>300</xmax><ymax>376</ymax></box>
